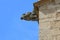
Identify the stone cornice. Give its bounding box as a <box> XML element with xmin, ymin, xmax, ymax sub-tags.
<box><xmin>33</xmin><ymin>0</ymin><xmax>55</xmax><ymax>8</ymax></box>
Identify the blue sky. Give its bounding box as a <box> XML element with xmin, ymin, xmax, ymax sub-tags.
<box><xmin>0</xmin><ymin>0</ymin><xmax>38</xmax><ymax>40</ymax></box>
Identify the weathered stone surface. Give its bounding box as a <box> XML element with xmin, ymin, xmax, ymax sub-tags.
<box><xmin>39</xmin><ymin>0</ymin><xmax>60</xmax><ymax>40</ymax></box>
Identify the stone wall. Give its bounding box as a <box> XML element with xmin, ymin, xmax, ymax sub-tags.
<box><xmin>39</xmin><ymin>3</ymin><xmax>60</xmax><ymax>40</ymax></box>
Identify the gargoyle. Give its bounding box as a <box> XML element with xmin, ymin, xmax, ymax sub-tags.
<box><xmin>21</xmin><ymin>12</ymin><xmax>38</xmax><ymax>21</ymax></box>
<box><xmin>21</xmin><ymin>1</ymin><xmax>39</xmax><ymax>22</ymax></box>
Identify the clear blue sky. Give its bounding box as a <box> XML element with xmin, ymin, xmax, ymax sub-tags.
<box><xmin>0</xmin><ymin>0</ymin><xmax>38</xmax><ymax>40</ymax></box>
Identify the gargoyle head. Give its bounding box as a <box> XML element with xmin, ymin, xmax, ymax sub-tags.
<box><xmin>21</xmin><ymin>12</ymin><xmax>32</xmax><ymax>21</ymax></box>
